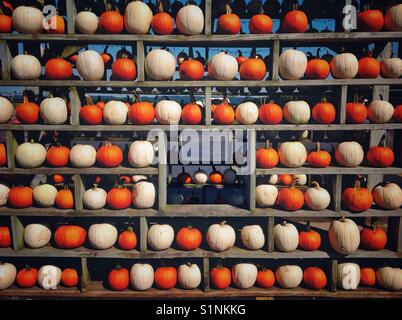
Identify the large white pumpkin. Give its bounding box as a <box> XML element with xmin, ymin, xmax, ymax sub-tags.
<box><xmin>155</xmin><ymin>100</ymin><xmax>182</xmax><ymax>124</ymax></box>
<box><xmin>206</xmin><ymin>221</ymin><xmax>236</xmax><ymax>252</ymax></box>
<box><xmin>274</xmin><ymin>221</ymin><xmax>299</xmax><ymax>252</ymax></box>
<box><xmin>241</xmin><ymin>225</ymin><xmax>265</xmax><ymax>250</ymax></box>
<box><xmin>232</xmin><ymin>264</ymin><xmax>258</xmax><ymax>289</ymax></box>
<box><xmin>0</xmin><ymin>262</ymin><xmax>16</xmax><ymax>290</ymax></box>
<box><xmin>12</xmin><ymin>6</ymin><xmax>44</xmax><ymax>34</ymax></box>
<box><xmin>0</xmin><ymin>97</ymin><xmax>14</xmax><ymax>124</ymax></box>
<box><xmin>330</xmin><ymin>53</ymin><xmax>359</xmax><ymax>79</ymax></box>
<box><xmin>385</xmin><ymin>4</ymin><xmax>402</xmax><ymax>31</ymax></box>
<box><xmin>381</xmin><ymin>58</ymin><xmax>402</xmax><ymax>78</ymax></box>
<box><xmin>145</xmin><ymin>49</ymin><xmax>176</xmax><ymax>80</ymax></box>
<box><xmin>304</xmin><ymin>181</ymin><xmax>331</xmax><ymax>210</ymax></box>
<box><xmin>376</xmin><ymin>267</ymin><xmax>402</xmax><ymax>291</ymax></box>
<box><xmin>278</xmin><ymin>49</ymin><xmax>307</xmax><ymax>80</ymax></box>
<box><xmin>88</xmin><ymin>223</ymin><xmax>118</xmax><ymax>249</ymax></box>
<box><xmin>11</xmin><ymin>54</ymin><xmax>42</xmax><ymax>80</ymax></box>
<box><xmin>38</xmin><ymin>265</ymin><xmax>62</xmax><ymax>290</ymax></box>
<box><xmin>335</xmin><ymin>141</ymin><xmax>364</xmax><ymax>167</ymax></box>
<box><xmin>372</xmin><ymin>182</ymin><xmax>402</xmax><ymax>210</ymax></box>
<box><xmin>83</xmin><ymin>186</ymin><xmax>107</xmax><ymax>210</ymax></box>
<box><xmin>176</xmin><ymin>4</ymin><xmax>204</xmax><ymax>35</ymax></box>
<box><xmin>276</xmin><ymin>265</ymin><xmax>303</xmax><ymax>289</ymax></box>
<box><xmin>128</xmin><ymin>140</ymin><xmax>154</xmax><ymax>167</ymax></box>
<box><xmin>178</xmin><ymin>263</ymin><xmax>202</xmax><ymax>289</ymax></box>
<box><xmin>193</xmin><ymin>168</ymin><xmax>208</xmax><ymax>184</ymax></box>
<box><xmin>130</xmin><ymin>263</ymin><xmax>154</xmax><ymax>291</ymax></box>
<box><xmin>24</xmin><ymin>223</ymin><xmax>51</xmax><ymax>248</ymax></box>
<box><xmin>337</xmin><ymin>263</ymin><xmax>360</xmax><ymax>290</ymax></box>
<box><xmin>132</xmin><ymin>175</ymin><xmax>148</xmax><ymax>183</ymax></box>
<box><xmin>103</xmin><ymin>100</ymin><xmax>129</xmax><ymax>125</ymax></box>
<box><xmin>278</xmin><ymin>141</ymin><xmax>307</xmax><ymax>168</ymax></box>
<box><xmin>69</xmin><ymin>144</ymin><xmax>97</xmax><ymax>168</ymax></box>
<box><xmin>283</xmin><ymin>101</ymin><xmax>311</xmax><ymax>124</ymax></box>
<box><xmin>367</xmin><ymin>100</ymin><xmax>394</xmax><ymax>123</ymax></box>
<box><xmin>293</xmin><ymin>174</ymin><xmax>307</xmax><ymax>185</ymax></box>
<box><xmin>208</xmin><ymin>52</ymin><xmax>238</xmax><ymax>81</ymax></box>
<box><xmin>0</xmin><ymin>184</ymin><xmax>10</xmax><ymax>206</ymax></box>
<box><xmin>235</xmin><ymin>102</ymin><xmax>259</xmax><ymax>124</ymax></box>
<box><xmin>132</xmin><ymin>181</ymin><xmax>155</xmax><ymax>209</ymax></box>
<box><xmin>256</xmin><ymin>184</ymin><xmax>278</xmax><ymax>207</ymax></box>
<box><xmin>223</xmin><ymin>168</ymin><xmax>237</xmax><ymax>184</ymax></box>
<box><xmin>33</xmin><ymin>184</ymin><xmax>58</xmax><ymax>207</ymax></box>
<box><xmin>147</xmin><ymin>223</ymin><xmax>174</xmax><ymax>251</ymax></box>
<box><xmin>267</xmin><ymin>174</ymin><xmax>278</xmax><ymax>184</ymax></box>
<box><xmin>16</xmin><ymin>141</ymin><xmax>46</xmax><ymax>168</ymax></box>
<box><xmin>76</xmin><ymin>50</ymin><xmax>105</xmax><ymax>81</ymax></box>
<box><xmin>40</xmin><ymin>97</ymin><xmax>68</xmax><ymax>125</ymax></box>
<box><xmin>75</xmin><ymin>11</ymin><xmax>99</xmax><ymax>34</ymax></box>
<box><xmin>124</xmin><ymin>1</ymin><xmax>153</xmax><ymax>34</ymax></box>
<box><xmin>328</xmin><ymin>218</ymin><xmax>360</xmax><ymax>254</ymax></box>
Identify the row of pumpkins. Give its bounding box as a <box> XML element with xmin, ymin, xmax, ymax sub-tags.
<box><xmin>0</xmin><ymin>217</ymin><xmax>395</xmax><ymax>254</ymax></box>
<box><xmin>1</xmin><ymin>3</ymin><xmax>402</xmax><ymax>35</ymax></box>
<box><xmin>7</xmin><ymin>47</ymin><xmax>402</xmax><ymax>82</ymax></box>
<box><xmin>0</xmin><ymin>260</ymin><xmax>401</xmax><ymax>292</ymax></box>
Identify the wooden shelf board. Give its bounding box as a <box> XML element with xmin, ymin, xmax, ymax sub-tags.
<box><xmin>256</xmin><ymin>166</ymin><xmax>402</xmax><ymax>175</ymax></box>
<box><xmin>0</xmin><ymin>166</ymin><xmax>158</xmax><ymax>175</ymax></box>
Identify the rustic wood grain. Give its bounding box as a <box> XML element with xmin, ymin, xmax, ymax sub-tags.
<box><xmin>0</xmin><ymin>166</ymin><xmax>158</xmax><ymax>175</ymax></box>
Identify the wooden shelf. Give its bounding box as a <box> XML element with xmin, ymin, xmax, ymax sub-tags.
<box><xmin>0</xmin><ymin>166</ymin><xmax>158</xmax><ymax>175</ymax></box>
<box><xmin>256</xmin><ymin>166</ymin><xmax>402</xmax><ymax>175</ymax></box>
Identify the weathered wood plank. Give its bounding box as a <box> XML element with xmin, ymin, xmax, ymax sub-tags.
<box><xmin>73</xmin><ymin>174</ymin><xmax>85</xmax><ymax>211</ymax></box>
<box><xmin>66</xmin><ymin>0</ymin><xmax>77</xmax><ymax>35</ymax></box>
<box><xmin>204</xmin><ymin>0</ymin><xmax>212</xmax><ymax>35</ymax></box>
<box><xmin>136</xmin><ymin>41</ymin><xmax>145</xmax><ymax>82</ymax></box>
<box><xmin>0</xmin><ymin>166</ymin><xmax>158</xmax><ymax>175</ymax></box>
<box><xmin>80</xmin><ymin>257</ymin><xmax>90</xmax><ymax>292</ymax></box>
<box><xmin>203</xmin><ymin>257</ymin><xmax>210</xmax><ymax>292</ymax></box>
<box><xmin>339</xmin><ymin>85</ymin><xmax>347</xmax><ymax>124</ymax></box>
<box><xmin>5</xmin><ymin>131</ymin><xmax>17</xmax><ymax>169</ymax></box>
<box><xmin>331</xmin><ymin>260</ymin><xmax>338</xmax><ymax>292</ymax></box>
<box><xmin>267</xmin><ymin>217</ymin><xmax>274</xmax><ymax>253</ymax></box>
<box><xmin>256</xmin><ymin>166</ymin><xmax>402</xmax><ymax>175</ymax></box>
<box><xmin>69</xmin><ymin>86</ymin><xmax>81</xmax><ymax>126</ymax></box>
<box><xmin>140</xmin><ymin>217</ymin><xmax>148</xmax><ymax>253</ymax></box>
<box><xmin>204</xmin><ymin>86</ymin><xmax>212</xmax><ymax>125</ymax></box>
<box><xmin>0</xmin><ymin>40</ymin><xmax>12</xmax><ymax>80</ymax></box>
<box><xmin>157</xmin><ymin>130</ymin><xmax>167</xmax><ymax>211</ymax></box>
<box><xmin>10</xmin><ymin>216</ymin><xmax>24</xmax><ymax>251</ymax></box>
<box><xmin>271</xmin><ymin>40</ymin><xmax>280</xmax><ymax>81</ymax></box>
<box><xmin>248</xmin><ymin>130</ymin><xmax>256</xmax><ymax>211</ymax></box>
<box><xmin>331</xmin><ymin>175</ymin><xmax>342</xmax><ymax>211</ymax></box>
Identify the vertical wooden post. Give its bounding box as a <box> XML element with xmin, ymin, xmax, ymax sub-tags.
<box><xmin>140</xmin><ymin>217</ymin><xmax>148</xmax><ymax>252</ymax></box>
<box><xmin>248</xmin><ymin>130</ymin><xmax>256</xmax><ymax>211</ymax></box>
<box><xmin>267</xmin><ymin>217</ymin><xmax>274</xmax><ymax>253</ymax></box>
<box><xmin>66</xmin><ymin>0</ymin><xmax>77</xmax><ymax>35</ymax></box>
<box><xmin>271</xmin><ymin>40</ymin><xmax>280</xmax><ymax>81</ymax></box>
<box><xmin>331</xmin><ymin>260</ymin><xmax>338</xmax><ymax>292</ymax></box>
<box><xmin>136</xmin><ymin>41</ymin><xmax>145</xmax><ymax>82</ymax></box>
<box><xmin>158</xmin><ymin>130</ymin><xmax>167</xmax><ymax>212</ymax></box>
<box><xmin>11</xmin><ymin>216</ymin><xmax>24</xmax><ymax>251</ymax></box>
<box><xmin>70</xmin><ymin>87</ymin><xmax>81</xmax><ymax>126</ymax></box>
<box><xmin>204</xmin><ymin>0</ymin><xmax>212</xmax><ymax>35</ymax></box>
<box><xmin>331</xmin><ymin>175</ymin><xmax>342</xmax><ymax>211</ymax></box>
<box><xmin>205</xmin><ymin>86</ymin><xmax>212</xmax><ymax>126</ymax></box>
<box><xmin>80</xmin><ymin>257</ymin><xmax>90</xmax><ymax>292</ymax></box>
<box><xmin>203</xmin><ymin>257</ymin><xmax>210</xmax><ymax>292</ymax></box>
<box><xmin>0</xmin><ymin>40</ymin><xmax>12</xmax><ymax>80</ymax></box>
<box><xmin>387</xmin><ymin>217</ymin><xmax>402</xmax><ymax>254</ymax></box>
<box><xmin>6</xmin><ymin>131</ymin><xmax>17</xmax><ymax>170</ymax></box>
<box><xmin>339</xmin><ymin>85</ymin><xmax>347</xmax><ymax>124</ymax></box>
<box><xmin>74</xmin><ymin>174</ymin><xmax>85</xmax><ymax>211</ymax></box>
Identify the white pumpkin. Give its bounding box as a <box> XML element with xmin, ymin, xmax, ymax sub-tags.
<box><xmin>130</xmin><ymin>263</ymin><xmax>154</xmax><ymax>291</ymax></box>
<box><xmin>335</xmin><ymin>141</ymin><xmax>364</xmax><ymax>167</ymax></box>
<box><xmin>103</xmin><ymin>100</ymin><xmax>129</xmax><ymax>125</ymax></box>
<box><xmin>33</xmin><ymin>184</ymin><xmax>58</xmax><ymax>207</ymax></box>
<box><xmin>276</xmin><ymin>265</ymin><xmax>303</xmax><ymax>289</ymax></box>
<box><xmin>145</xmin><ymin>49</ymin><xmax>176</xmax><ymax>80</ymax></box>
<box><xmin>293</xmin><ymin>174</ymin><xmax>307</xmax><ymax>185</ymax></box>
<box><xmin>16</xmin><ymin>141</ymin><xmax>46</xmax><ymax>168</ymax></box>
<box><xmin>256</xmin><ymin>184</ymin><xmax>278</xmax><ymax>207</ymax></box>
<box><xmin>372</xmin><ymin>182</ymin><xmax>402</xmax><ymax>210</ymax></box>
<box><xmin>124</xmin><ymin>1</ymin><xmax>153</xmax><ymax>34</ymax></box>
<box><xmin>208</xmin><ymin>52</ymin><xmax>238</xmax><ymax>81</ymax></box>
<box><xmin>274</xmin><ymin>221</ymin><xmax>299</xmax><ymax>252</ymax></box>
<box><xmin>283</xmin><ymin>101</ymin><xmax>311</xmax><ymax>124</ymax></box>
<box><xmin>38</xmin><ymin>265</ymin><xmax>62</xmax><ymax>290</ymax></box>
<box><xmin>206</xmin><ymin>221</ymin><xmax>236</xmax><ymax>252</ymax></box>
<box><xmin>330</xmin><ymin>53</ymin><xmax>359</xmax><ymax>79</ymax></box>
<box><xmin>376</xmin><ymin>267</ymin><xmax>402</xmax><ymax>291</ymax></box>
<box><xmin>40</xmin><ymin>97</ymin><xmax>68</xmax><ymax>125</ymax></box>
<box><xmin>232</xmin><ymin>263</ymin><xmax>258</xmax><ymax>289</ymax></box>
<box><xmin>76</xmin><ymin>50</ymin><xmax>105</xmax><ymax>81</ymax></box>
<box><xmin>69</xmin><ymin>144</ymin><xmax>97</xmax><ymax>168</ymax></box>
<box><xmin>176</xmin><ymin>4</ymin><xmax>204</xmax><ymax>35</ymax></box>
<box><xmin>337</xmin><ymin>263</ymin><xmax>360</xmax><ymax>290</ymax></box>
<box><xmin>147</xmin><ymin>224</ymin><xmax>174</xmax><ymax>251</ymax></box>
<box><xmin>235</xmin><ymin>102</ymin><xmax>259</xmax><ymax>124</ymax></box>
<box><xmin>11</xmin><ymin>54</ymin><xmax>41</xmax><ymax>80</ymax></box>
<box><xmin>155</xmin><ymin>100</ymin><xmax>182</xmax><ymax>124</ymax></box>
<box><xmin>381</xmin><ymin>58</ymin><xmax>402</xmax><ymax>78</ymax></box>
<box><xmin>83</xmin><ymin>186</ymin><xmax>107</xmax><ymax>210</ymax></box>
<box><xmin>132</xmin><ymin>181</ymin><xmax>155</xmax><ymax>209</ymax></box>
<box><xmin>328</xmin><ymin>217</ymin><xmax>360</xmax><ymax>254</ymax></box>
<box><xmin>88</xmin><ymin>223</ymin><xmax>118</xmax><ymax>249</ymax></box>
<box><xmin>12</xmin><ymin>6</ymin><xmax>44</xmax><ymax>34</ymax></box>
<box><xmin>132</xmin><ymin>175</ymin><xmax>148</xmax><ymax>183</ymax></box>
<box><xmin>304</xmin><ymin>181</ymin><xmax>331</xmax><ymax>210</ymax></box>
<box><xmin>24</xmin><ymin>223</ymin><xmax>51</xmax><ymax>248</ymax></box>
<box><xmin>241</xmin><ymin>225</ymin><xmax>265</xmax><ymax>250</ymax></box>
<box><xmin>385</xmin><ymin>4</ymin><xmax>402</xmax><ymax>31</ymax></box>
<box><xmin>178</xmin><ymin>263</ymin><xmax>202</xmax><ymax>289</ymax></box>
<box><xmin>0</xmin><ymin>97</ymin><xmax>14</xmax><ymax>124</ymax></box>
<box><xmin>278</xmin><ymin>141</ymin><xmax>307</xmax><ymax>168</ymax></box>
<box><xmin>367</xmin><ymin>100</ymin><xmax>394</xmax><ymax>123</ymax></box>
<box><xmin>128</xmin><ymin>140</ymin><xmax>154</xmax><ymax>167</ymax></box>
<box><xmin>0</xmin><ymin>184</ymin><xmax>10</xmax><ymax>206</ymax></box>
<box><xmin>75</xmin><ymin>11</ymin><xmax>99</xmax><ymax>34</ymax></box>
<box><xmin>223</xmin><ymin>168</ymin><xmax>237</xmax><ymax>184</ymax></box>
<box><xmin>267</xmin><ymin>174</ymin><xmax>278</xmax><ymax>184</ymax></box>
<box><xmin>278</xmin><ymin>49</ymin><xmax>307</xmax><ymax>80</ymax></box>
<box><xmin>0</xmin><ymin>262</ymin><xmax>16</xmax><ymax>290</ymax></box>
<box><xmin>193</xmin><ymin>168</ymin><xmax>208</xmax><ymax>184</ymax></box>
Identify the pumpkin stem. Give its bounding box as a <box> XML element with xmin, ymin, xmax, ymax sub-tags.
<box><xmin>25</xmin><ymin>264</ymin><xmax>31</xmax><ymax>271</ymax></box>
<box><xmin>237</xmin><ymin>50</ymin><xmax>243</xmax><ymax>57</ymax></box>
<box><xmin>92</xmin><ymin>183</ymin><xmax>98</xmax><ymax>189</ymax></box>
<box><xmin>225</xmin><ymin>4</ymin><xmax>232</xmax><ymax>14</ymax></box>
<box><xmin>265</xmin><ymin>140</ymin><xmax>271</xmax><ymax>149</ymax></box>
<box><xmin>126</xmin><ymin>226</ymin><xmax>134</xmax><ymax>233</ymax></box>
<box><xmin>311</xmin><ymin>181</ymin><xmax>320</xmax><ymax>189</ymax></box>
<box><xmin>282</xmin><ymin>220</ymin><xmax>287</xmax><ymax>226</ymax></box>
<box><xmin>259</xmin><ymin>3</ymin><xmax>264</xmax><ymax>15</ymax></box>
<box><xmin>378</xmin><ymin>133</ymin><xmax>387</xmax><ymax>147</ymax></box>
<box><xmin>84</xmin><ymin>94</ymin><xmax>94</xmax><ymax>105</ymax></box>
<box><xmin>220</xmin><ymin>221</ymin><xmax>227</xmax><ymax>226</ymax></box>
<box><xmin>306</xmin><ymin>221</ymin><xmax>311</xmax><ymax>231</ymax></box>
<box><xmin>115</xmin><ymin>265</ymin><xmax>121</xmax><ymax>270</ymax></box>
<box><xmin>316</xmin><ymin>48</ymin><xmax>321</xmax><ymax>59</ymax></box>
<box><xmin>290</xmin><ymin>178</ymin><xmax>298</xmax><ymax>189</ymax></box>
<box><xmin>157</xmin><ymin>0</ymin><xmax>164</xmax><ymax>13</ymax></box>
<box><xmin>316</xmin><ymin>142</ymin><xmax>321</xmax><ymax>152</ymax></box>
<box><xmin>321</xmin><ymin>97</ymin><xmax>327</xmax><ymax>103</ymax></box>
<box><xmin>340</xmin><ymin>216</ymin><xmax>346</xmax><ymax>222</ymax></box>
<box><xmin>256</xmin><ymin>264</ymin><xmax>266</xmax><ymax>271</ymax></box>
<box><xmin>354</xmin><ymin>178</ymin><xmax>361</xmax><ymax>189</ymax></box>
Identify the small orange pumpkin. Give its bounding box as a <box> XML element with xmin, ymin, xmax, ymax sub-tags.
<box><xmin>107</xmin><ymin>184</ymin><xmax>132</xmax><ymax>210</ymax></box>
<box><xmin>249</xmin><ymin>6</ymin><xmax>273</xmax><ymax>34</ymax></box>
<box><xmin>177</xmin><ymin>167</ymin><xmax>192</xmax><ymax>184</ymax></box>
<box><xmin>239</xmin><ymin>55</ymin><xmax>267</xmax><ymax>80</ymax></box>
<box><xmin>80</xmin><ymin>96</ymin><xmax>103</xmax><ymax>125</ymax></box>
<box><xmin>7</xmin><ymin>186</ymin><xmax>33</xmax><ymax>208</ymax></box>
<box><xmin>61</xmin><ymin>268</ymin><xmax>79</xmax><ymax>287</ymax></box>
<box><xmin>15</xmin><ymin>94</ymin><xmax>40</xmax><ymax>124</ymax></box>
<box><xmin>307</xmin><ymin>142</ymin><xmax>331</xmax><ymax>168</ymax></box>
<box><xmin>358</xmin><ymin>52</ymin><xmax>380</xmax><ymax>79</ymax></box>
<box><xmin>99</xmin><ymin>6</ymin><xmax>124</xmax><ymax>34</ymax></box>
<box><xmin>303</xmin><ymin>267</ymin><xmax>327</xmax><ymax>290</ymax></box>
<box><xmin>259</xmin><ymin>102</ymin><xmax>283</xmax><ymax>124</ymax></box>
<box><xmin>282</xmin><ymin>7</ymin><xmax>308</xmax><ymax>33</ymax></box>
<box><xmin>46</xmin><ymin>142</ymin><xmax>70</xmax><ymax>167</ymax></box>
<box><xmin>108</xmin><ymin>266</ymin><xmax>129</xmax><ymax>291</ymax></box>
<box><xmin>276</xmin><ymin>178</ymin><xmax>304</xmax><ymax>211</ymax></box>
<box><xmin>256</xmin><ymin>268</ymin><xmax>275</xmax><ymax>288</ymax></box>
<box><xmin>209</xmin><ymin>166</ymin><xmax>223</xmax><ymax>184</ymax></box>
<box><xmin>305</xmin><ymin>49</ymin><xmax>330</xmax><ymax>79</ymax></box>
<box><xmin>128</xmin><ymin>96</ymin><xmax>155</xmax><ymax>125</ymax></box>
<box><xmin>312</xmin><ymin>97</ymin><xmax>336</xmax><ymax>124</ymax></box>
<box><xmin>218</xmin><ymin>4</ymin><xmax>241</xmax><ymax>34</ymax></box>
<box><xmin>45</xmin><ymin>58</ymin><xmax>73</xmax><ymax>80</ymax></box>
<box><xmin>0</xmin><ymin>13</ymin><xmax>12</xmax><ymax>33</ymax></box>
<box><xmin>393</xmin><ymin>105</ymin><xmax>402</xmax><ymax>122</ymax></box>
<box><xmin>181</xmin><ymin>102</ymin><xmax>202</xmax><ymax>125</ymax></box>
<box><xmin>256</xmin><ymin>140</ymin><xmax>278</xmax><ymax>169</ymax></box>
<box><xmin>179</xmin><ymin>59</ymin><xmax>205</xmax><ymax>81</ymax></box>
<box><xmin>112</xmin><ymin>54</ymin><xmax>137</xmax><ymax>81</ymax></box>
<box><xmin>360</xmin><ymin>267</ymin><xmax>376</xmax><ymax>286</ymax></box>
<box><xmin>154</xmin><ymin>266</ymin><xmax>177</xmax><ymax>290</ymax></box>
<box><xmin>367</xmin><ymin>134</ymin><xmax>394</xmax><ymax>168</ymax></box>
<box><xmin>212</xmin><ymin>98</ymin><xmax>235</xmax><ymax>125</ymax></box>
<box><xmin>118</xmin><ymin>226</ymin><xmax>137</xmax><ymax>250</ymax></box>
<box><xmin>96</xmin><ymin>141</ymin><xmax>123</xmax><ymax>168</ymax></box>
<box><xmin>16</xmin><ymin>265</ymin><xmax>38</xmax><ymax>288</ymax></box>
<box><xmin>346</xmin><ymin>100</ymin><xmax>368</xmax><ymax>124</ymax></box>
<box><xmin>55</xmin><ymin>185</ymin><xmax>74</xmax><ymax>209</ymax></box>
<box><xmin>342</xmin><ymin>177</ymin><xmax>373</xmax><ymax>212</ymax></box>
<box><xmin>0</xmin><ymin>143</ymin><xmax>6</xmax><ymax>166</ymax></box>
<box><xmin>47</xmin><ymin>15</ymin><xmax>65</xmax><ymax>34</ymax></box>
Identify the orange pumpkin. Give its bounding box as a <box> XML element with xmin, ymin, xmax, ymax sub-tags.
<box><xmin>0</xmin><ymin>13</ymin><xmax>11</xmax><ymax>33</ymax></box>
<box><xmin>61</xmin><ymin>268</ymin><xmax>79</xmax><ymax>287</ymax></box>
<box><xmin>45</xmin><ymin>58</ymin><xmax>72</xmax><ymax>80</ymax></box>
<box><xmin>307</xmin><ymin>142</ymin><xmax>331</xmax><ymax>168</ymax></box>
<box><xmin>80</xmin><ymin>96</ymin><xmax>103</xmax><ymax>125</ymax></box>
<box><xmin>357</xmin><ymin>9</ymin><xmax>384</xmax><ymax>32</ymax></box>
<box><xmin>360</xmin><ymin>267</ymin><xmax>376</xmax><ymax>286</ymax></box>
<box><xmin>358</xmin><ymin>54</ymin><xmax>380</xmax><ymax>78</ymax></box>
<box><xmin>54</xmin><ymin>225</ymin><xmax>86</xmax><ymax>249</ymax></box>
<box><xmin>118</xmin><ymin>226</ymin><xmax>137</xmax><ymax>250</ymax></box>
<box><xmin>96</xmin><ymin>141</ymin><xmax>123</xmax><ymax>168</ymax></box>
<box><xmin>278</xmin><ymin>174</ymin><xmax>293</xmax><ymax>186</ymax></box>
<box><xmin>179</xmin><ymin>59</ymin><xmax>204</xmax><ymax>81</ymax></box>
<box><xmin>218</xmin><ymin>5</ymin><xmax>241</xmax><ymax>34</ymax></box>
<box><xmin>128</xmin><ymin>100</ymin><xmax>155</xmax><ymax>125</ymax></box>
<box><xmin>47</xmin><ymin>15</ymin><xmax>65</xmax><ymax>34</ymax></box>
<box><xmin>177</xmin><ymin>167</ymin><xmax>192</xmax><ymax>184</ymax></box>
<box><xmin>53</xmin><ymin>174</ymin><xmax>65</xmax><ymax>184</ymax></box>
<box><xmin>367</xmin><ymin>135</ymin><xmax>394</xmax><ymax>168</ymax></box>
<box><xmin>360</xmin><ymin>225</ymin><xmax>387</xmax><ymax>251</ymax></box>
<box><xmin>7</xmin><ymin>186</ymin><xmax>33</xmax><ymax>208</ymax></box>
<box><xmin>0</xmin><ymin>143</ymin><xmax>6</xmax><ymax>166</ymax></box>
<box><xmin>346</xmin><ymin>101</ymin><xmax>368</xmax><ymax>124</ymax></box>
<box><xmin>210</xmin><ymin>265</ymin><xmax>231</xmax><ymax>289</ymax></box>
<box><xmin>176</xmin><ymin>226</ymin><xmax>202</xmax><ymax>250</ymax></box>
<box><xmin>236</xmin><ymin>51</ymin><xmax>247</xmax><ymax>66</ymax></box>
<box><xmin>303</xmin><ymin>267</ymin><xmax>327</xmax><ymax>290</ymax></box>
<box><xmin>277</xmin><ymin>178</ymin><xmax>304</xmax><ymax>211</ymax></box>
<box><xmin>212</xmin><ymin>98</ymin><xmax>235</xmax><ymax>125</ymax></box>
<box><xmin>209</xmin><ymin>167</ymin><xmax>223</xmax><ymax>184</ymax></box>
<box><xmin>101</xmin><ymin>52</ymin><xmax>112</xmax><ymax>65</ymax></box>
<box><xmin>342</xmin><ymin>177</ymin><xmax>373</xmax><ymax>212</ymax></box>
<box><xmin>305</xmin><ymin>50</ymin><xmax>330</xmax><ymax>79</ymax></box>
<box><xmin>112</xmin><ymin>55</ymin><xmax>137</xmax><ymax>81</ymax></box>
<box><xmin>181</xmin><ymin>103</ymin><xmax>202</xmax><ymax>125</ymax></box>
<box><xmin>55</xmin><ymin>186</ymin><xmax>74</xmax><ymax>209</ymax></box>
<box><xmin>108</xmin><ymin>266</ymin><xmax>129</xmax><ymax>291</ymax></box>
<box><xmin>69</xmin><ymin>55</ymin><xmax>78</xmax><ymax>64</ymax></box>
<box><xmin>239</xmin><ymin>56</ymin><xmax>267</xmax><ymax>80</ymax></box>
<box><xmin>16</xmin><ymin>95</ymin><xmax>40</xmax><ymax>124</ymax></box>
<box><xmin>256</xmin><ymin>141</ymin><xmax>278</xmax><ymax>169</ymax></box>
<box><xmin>107</xmin><ymin>185</ymin><xmax>132</xmax><ymax>209</ymax></box>
<box><xmin>299</xmin><ymin>222</ymin><xmax>321</xmax><ymax>251</ymax></box>
<box><xmin>249</xmin><ymin>13</ymin><xmax>273</xmax><ymax>34</ymax></box>
<box><xmin>393</xmin><ymin>105</ymin><xmax>402</xmax><ymax>122</ymax></box>
<box><xmin>282</xmin><ymin>8</ymin><xmax>308</xmax><ymax>33</ymax></box>
<box><xmin>154</xmin><ymin>266</ymin><xmax>177</xmax><ymax>290</ymax></box>
<box><xmin>0</xmin><ymin>226</ymin><xmax>10</xmax><ymax>247</ymax></box>
<box><xmin>259</xmin><ymin>102</ymin><xmax>283</xmax><ymax>124</ymax></box>
<box><xmin>46</xmin><ymin>143</ymin><xmax>70</xmax><ymax>167</ymax></box>
<box><xmin>151</xmin><ymin>11</ymin><xmax>174</xmax><ymax>35</ymax></box>
<box><xmin>256</xmin><ymin>268</ymin><xmax>275</xmax><ymax>288</ymax></box>
<box><xmin>99</xmin><ymin>9</ymin><xmax>124</xmax><ymax>34</ymax></box>
<box><xmin>16</xmin><ymin>265</ymin><xmax>38</xmax><ymax>288</ymax></box>
<box><xmin>312</xmin><ymin>98</ymin><xmax>336</xmax><ymax>124</ymax></box>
